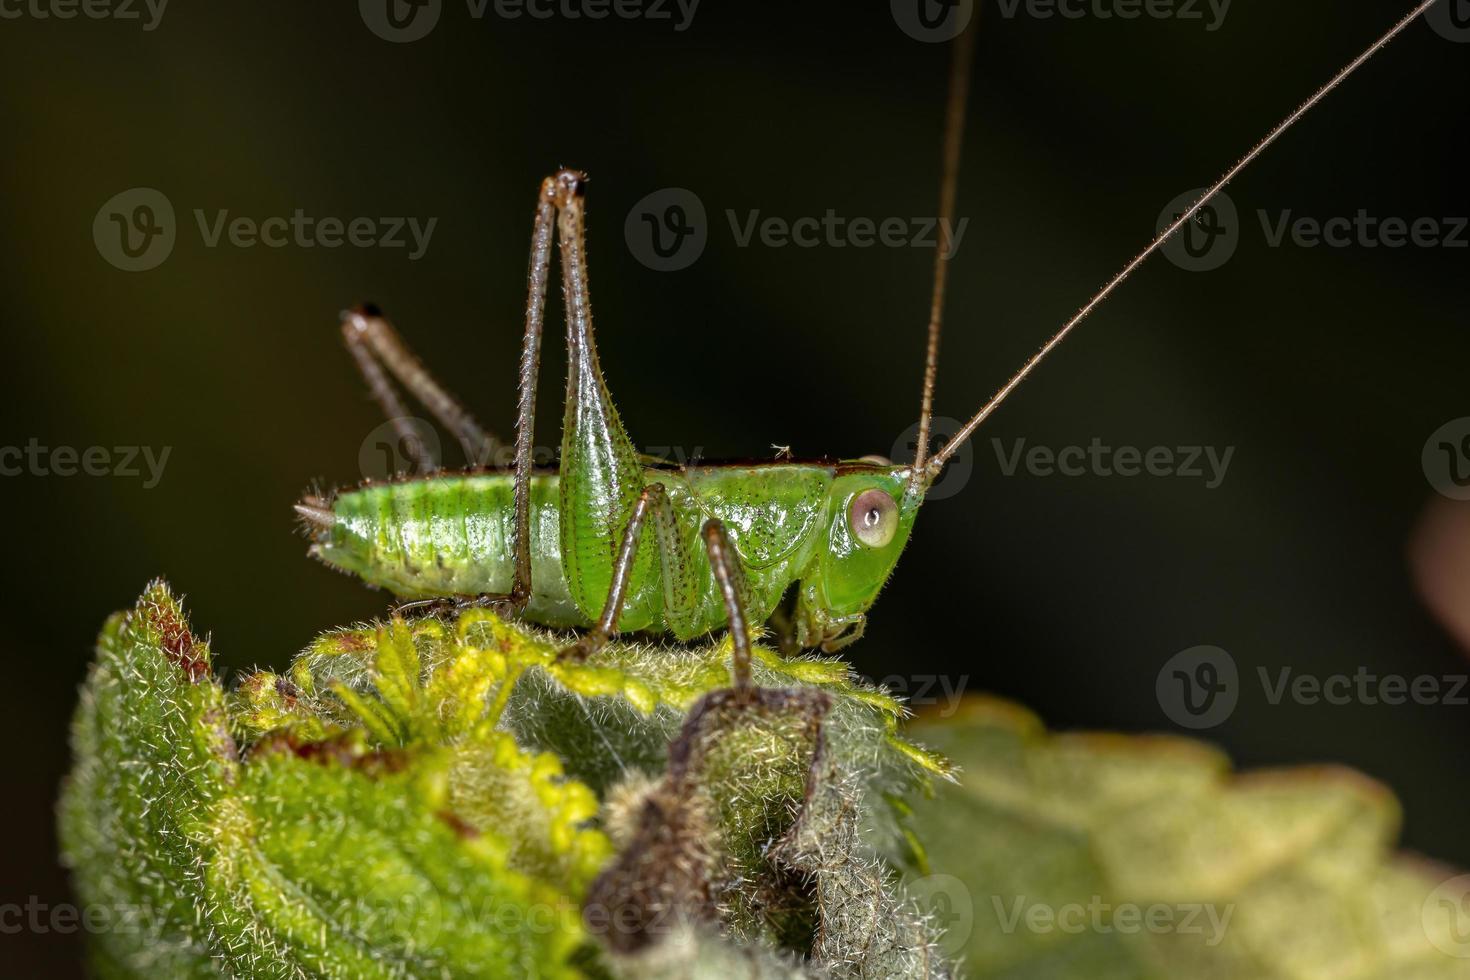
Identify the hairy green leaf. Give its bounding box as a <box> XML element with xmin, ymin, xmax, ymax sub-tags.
<box><xmin>60</xmin><ymin>583</ymin><xmax>598</xmax><ymax>977</ymax></box>
<box><xmin>62</xmin><ymin>583</ymin><xmax>951</xmax><ymax>978</ymax></box>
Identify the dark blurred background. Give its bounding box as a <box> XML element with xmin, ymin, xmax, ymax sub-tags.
<box><xmin>2</xmin><ymin>0</ymin><xmax>1467</xmax><ymax>973</ymax></box>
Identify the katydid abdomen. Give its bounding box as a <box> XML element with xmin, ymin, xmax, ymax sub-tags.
<box><xmin>306</xmin><ymin>474</ymin><xmax>586</xmax><ymax>626</ymax></box>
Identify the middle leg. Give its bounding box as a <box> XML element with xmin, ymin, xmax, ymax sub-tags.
<box><xmin>701</xmin><ymin>519</ymin><xmax>755</xmax><ymax>692</ymax></box>
<box><xmin>555</xmin><ymin>481</ymin><xmax>669</xmax><ymax>662</ymax></box>
<box><xmin>553</xmin><ymin>497</ymin><xmax>757</xmax><ymax>693</ymax></box>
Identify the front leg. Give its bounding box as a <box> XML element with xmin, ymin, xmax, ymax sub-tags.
<box><xmin>556</xmin><ymin>481</ymin><xmax>705</xmax><ymax>660</ymax></box>
<box><xmin>556</xmin><ymin>482</ymin><xmax>666</xmax><ymax>662</ymax></box>
<box><xmin>556</xmin><ymin>501</ymin><xmax>760</xmax><ymax>698</ymax></box>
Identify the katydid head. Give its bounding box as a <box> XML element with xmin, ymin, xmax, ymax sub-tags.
<box><xmin>795</xmin><ymin>461</ymin><xmax>926</xmax><ymax>651</ymax></box>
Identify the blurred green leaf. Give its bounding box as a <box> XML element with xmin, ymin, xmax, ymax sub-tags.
<box><xmin>906</xmin><ymin>696</ymin><xmax>1470</xmax><ymax>979</ymax></box>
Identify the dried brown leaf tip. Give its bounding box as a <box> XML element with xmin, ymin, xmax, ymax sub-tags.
<box><xmin>586</xmin><ymin>686</ymin><xmax>833</xmax><ymax>956</ymax></box>
<box><xmin>584</xmin><ymin>768</ymin><xmax>722</xmax><ymax>953</ymax></box>
<box><xmin>136</xmin><ymin>579</ymin><xmax>209</xmax><ymax>682</ymax></box>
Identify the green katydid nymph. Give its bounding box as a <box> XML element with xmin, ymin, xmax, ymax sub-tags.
<box><xmin>297</xmin><ymin>3</ymin><xmax>1439</xmax><ymax>689</ymax></box>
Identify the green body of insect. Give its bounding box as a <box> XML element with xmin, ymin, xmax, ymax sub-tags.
<box><xmin>310</xmin><ymin>464</ymin><xmax>918</xmax><ymax>646</ymax></box>
<box><xmin>299</xmin><ymin>170</ymin><xmax>931</xmax><ymax>657</ymax></box>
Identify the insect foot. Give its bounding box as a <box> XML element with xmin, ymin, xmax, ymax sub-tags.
<box><xmin>61</xmin><ymin>587</ymin><xmax>952</xmax><ymax>978</ymax></box>
<box><xmin>554</xmin><ymin>631</ymin><xmax>607</xmax><ymax>664</ymax></box>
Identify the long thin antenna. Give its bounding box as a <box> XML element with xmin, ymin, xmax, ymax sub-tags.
<box><xmin>926</xmin><ymin>0</ymin><xmax>1439</xmax><ymax>476</ymax></box>
<box><xmin>910</xmin><ymin>20</ymin><xmax>976</xmax><ymax>487</ymax></box>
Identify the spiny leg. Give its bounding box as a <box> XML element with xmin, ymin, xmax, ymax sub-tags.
<box><xmin>390</xmin><ymin>583</ymin><xmax>535</xmax><ymax>621</ymax></box>
<box><xmin>702</xmin><ymin>518</ymin><xmax>754</xmax><ymax>692</ymax></box>
<box><xmin>505</xmin><ymin>177</ymin><xmax>558</xmax><ymax>607</ymax></box>
<box><xmin>448</xmin><ymin>176</ymin><xmax>562</xmax><ymax>614</ymax></box>
<box><xmin>551</xmin><ymin>171</ymin><xmax>651</xmax><ymax>623</ymax></box>
<box><xmin>389</xmin><ymin>596</ymin><xmax>458</xmax><ymax>619</ymax></box>
<box><xmin>499</xmin><ymin>170</ymin><xmax>650</xmax><ymax>626</ymax></box>
<box><xmin>391</xmin><ymin>592</ymin><xmax>528</xmax><ymax>621</ymax></box>
<box><xmin>388</xmin><ymin>176</ymin><xmax>563</xmax><ymax>619</ymax></box>
<box><xmin>340</xmin><ymin>310</ymin><xmax>424</xmax><ymax>471</ymax></box>
<box><xmin>355</xmin><ymin>176</ymin><xmax>563</xmax><ymax>619</ymax></box>
<box><xmin>555</xmin><ymin>482</ymin><xmax>667</xmax><ymax>663</ymax></box>
<box><xmin>340</xmin><ymin>305</ymin><xmax>501</xmax><ymax>472</ymax></box>
<box><xmin>589</xmin><ymin>546</ymin><xmax>834</xmax><ymax>942</ymax></box>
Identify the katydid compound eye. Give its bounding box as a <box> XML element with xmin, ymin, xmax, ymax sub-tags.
<box><xmin>848</xmin><ymin>489</ymin><xmax>898</xmax><ymax>548</ymax></box>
